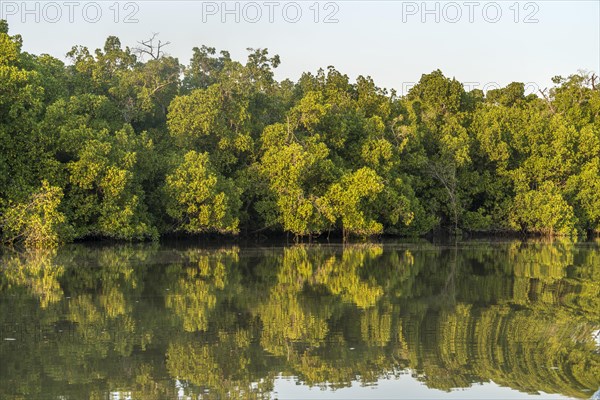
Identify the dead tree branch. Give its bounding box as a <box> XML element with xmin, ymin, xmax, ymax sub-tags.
<box><xmin>134</xmin><ymin>33</ymin><xmax>171</xmax><ymax>60</ymax></box>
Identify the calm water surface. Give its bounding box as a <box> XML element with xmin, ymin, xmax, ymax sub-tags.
<box><xmin>0</xmin><ymin>240</ymin><xmax>599</xmax><ymax>399</ymax></box>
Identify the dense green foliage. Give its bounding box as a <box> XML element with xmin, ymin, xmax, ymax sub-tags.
<box><xmin>1</xmin><ymin>21</ymin><xmax>599</xmax><ymax>247</ymax></box>
<box><xmin>0</xmin><ymin>241</ymin><xmax>599</xmax><ymax>398</ymax></box>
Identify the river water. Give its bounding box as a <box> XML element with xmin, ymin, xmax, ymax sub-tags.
<box><xmin>1</xmin><ymin>240</ymin><xmax>599</xmax><ymax>399</ymax></box>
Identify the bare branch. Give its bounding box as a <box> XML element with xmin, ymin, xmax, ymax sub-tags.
<box><xmin>134</xmin><ymin>33</ymin><xmax>170</xmax><ymax>60</ymax></box>
<box><xmin>538</xmin><ymin>88</ymin><xmax>556</xmax><ymax>113</ymax></box>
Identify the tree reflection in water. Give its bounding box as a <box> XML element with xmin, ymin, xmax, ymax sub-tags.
<box><xmin>0</xmin><ymin>240</ymin><xmax>598</xmax><ymax>399</ymax></box>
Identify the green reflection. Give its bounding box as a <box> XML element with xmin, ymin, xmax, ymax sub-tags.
<box><xmin>0</xmin><ymin>241</ymin><xmax>598</xmax><ymax>399</ymax></box>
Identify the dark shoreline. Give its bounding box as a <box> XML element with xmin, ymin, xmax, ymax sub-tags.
<box><xmin>1</xmin><ymin>230</ymin><xmax>594</xmax><ymax>253</ymax></box>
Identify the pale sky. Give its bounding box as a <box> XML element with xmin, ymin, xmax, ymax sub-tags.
<box><xmin>2</xmin><ymin>0</ymin><xmax>599</xmax><ymax>94</ymax></box>
<box><xmin>272</xmin><ymin>373</ymin><xmax>574</xmax><ymax>399</ymax></box>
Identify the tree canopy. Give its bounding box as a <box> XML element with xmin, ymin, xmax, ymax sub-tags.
<box><xmin>1</xmin><ymin>21</ymin><xmax>599</xmax><ymax>248</ymax></box>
